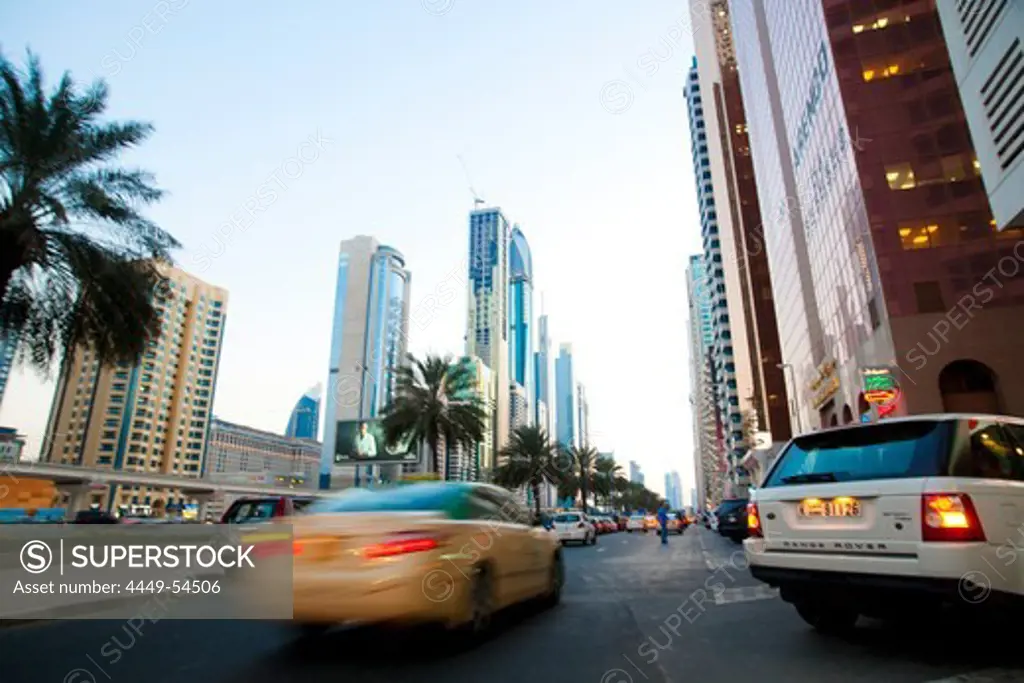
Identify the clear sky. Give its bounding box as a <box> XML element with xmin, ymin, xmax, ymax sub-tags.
<box><xmin>0</xmin><ymin>0</ymin><xmax>702</xmax><ymax>501</ymax></box>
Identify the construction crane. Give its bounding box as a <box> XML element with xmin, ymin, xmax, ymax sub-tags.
<box><xmin>457</xmin><ymin>154</ymin><xmax>486</xmax><ymax>208</ymax></box>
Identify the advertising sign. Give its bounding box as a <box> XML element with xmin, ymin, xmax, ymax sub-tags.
<box><xmin>332</xmin><ymin>419</ymin><xmax>417</xmax><ymax>465</ymax></box>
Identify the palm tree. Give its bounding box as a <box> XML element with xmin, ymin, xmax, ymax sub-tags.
<box><xmin>1</xmin><ymin>51</ymin><xmax>179</xmax><ymax>371</ymax></box>
<box><xmin>565</xmin><ymin>444</ymin><xmax>598</xmax><ymax>512</ymax></box>
<box><xmin>492</xmin><ymin>425</ymin><xmax>563</xmax><ymax>519</ymax></box>
<box><xmin>593</xmin><ymin>454</ymin><xmax>625</xmax><ymax>508</ymax></box>
<box><xmin>380</xmin><ymin>354</ymin><xmax>487</xmax><ymax>477</ymax></box>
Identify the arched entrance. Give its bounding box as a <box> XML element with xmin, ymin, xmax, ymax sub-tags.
<box><xmin>829</xmin><ymin>414</ymin><xmax>839</xmax><ymax>427</ymax></box>
<box><xmin>842</xmin><ymin>404</ymin><xmax>854</xmax><ymax>424</ymax></box>
<box><xmin>938</xmin><ymin>360</ymin><xmax>1002</xmax><ymax>414</ymax></box>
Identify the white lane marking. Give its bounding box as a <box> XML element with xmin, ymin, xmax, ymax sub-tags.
<box><xmin>713</xmin><ymin>585</ymin><xmax>778</xmax><ymax>605</ymax></box>
<box><xmin>924</xmin><ymin>670</ymin><xmax>1024</xmax><ymax>682</ymax></box>
<box><xmin>596</xmin><ymin>547</ymin><xmax>606</xmax><ymax>552</ymax></box>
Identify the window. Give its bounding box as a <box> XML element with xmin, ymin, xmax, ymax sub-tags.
<box><xmin>885</xmin><ymin>163</ymin><xmax>916</xmax><ymax>190</ymax></box>
<box><xmin>948</xmin><ymin>422</ymin><xmax>1024</xmax><ymax>482</ymax></box>
<box><xmin>899</xmin><ymin>221</ymin><xmax>944</xmax><ymax>250</ymax></box>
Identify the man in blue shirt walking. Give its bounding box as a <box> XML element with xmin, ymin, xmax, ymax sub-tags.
<box><xmin>657</xmin><ymin>501</ymin><xmax>670</xmax><ymax>545</ymax></box>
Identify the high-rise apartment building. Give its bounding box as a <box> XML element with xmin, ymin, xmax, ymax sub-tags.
<box><xmin>937</xmin><ymin>1</ymin><xmax>1024</xmax><ymax>231</ymax></box>
<box><xmin>534</xmin><ymin>313</ymin><xmax>552</xmax><ymax>434</ymax></box>
<box><xmin>686</xmin><ymin>254</ymin><xmax>724</xmax><ymax>512</ymax></box>
<box><xmin>510</xmin><ymin>381</ymin><xmax>529</xmax><ymax>430</ymax></box>
<box><xmin>555</xmin><ymin>343</ymin><xmax>577</xmax><ymax>448</ymax></box>
<box><xmin>321</xmin><ymin>236</ymin><xmax>411</xmax><ymax>488</ymax></box>
<box><xmin>730</xmin><ymin>0</ymin><xmax>1024</xmax><ymax>426</ymax></box>
<box><xmin>41</xmin><ymin>264</ymin><xmax>227</xmax><ymax>512</ymax></box>
<box><xmin>453</xmin><ymin>355</ymin><xmax>496</xmax><ymax>480</ymax></box>
<box><xmin>285</xmin><ymin>383</ymin><xmax>321</xmax><ymax>441</ymax></box>
<box><xmin>0</xmin><ymin>331</ymin><xmax>17</xmax><ymax>409</ymax></box>
<box><xmin>508</xmin><ymin>226</ymin><xmax>535</xmax><ymax>425</ymax></box>
<box><xmin>467</xmin><ymin>207</ymin><xmax>511</xmax><ymax>461</ymax></box>
<box><xmin>689</xmin><ymin>0</ymin><xmax>792</xmax><ymax>498</ymax></box>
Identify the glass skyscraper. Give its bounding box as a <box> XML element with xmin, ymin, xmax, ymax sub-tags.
<box><xmin>285</xmin><ymin>383</ymin><xmax>322</xmax><ymax>441</ymax></box>
<box><xmin>321</xmin><ymin>236</ymin><xmax>411</xmax><ymax>489</ymax></box>
<box><xmin>508</xmin><ymin>226</ymin><xmax>534</xmax><ymax>426</ymax></box>
<box><xmin>534</xmin><ymin>313</ymin><xmax>551</xmax><ymax>434</ymax></box>
<box><xmin>555</xmin><ymin>343</ymin><xmax>577</xmax><ymax>448</ymax></box>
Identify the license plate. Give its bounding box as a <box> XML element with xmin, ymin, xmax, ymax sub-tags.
<box><xmin>798</xmin><ymin>497</ymin><xmax>861</xmax><ymax>518</ymax></box>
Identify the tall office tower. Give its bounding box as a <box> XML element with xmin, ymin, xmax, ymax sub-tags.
<box><xmin>534</xmin><ymin>313</ymin><xmax>552</xmax><ymax>434</ymax></box>
<box><xmin>508</xmin><ymin>226</ymin><xmax>535</xmax><ymax>425</ymax></box>
<box><xmin>629</xmin><ymin>460</ymin><xmax>643</xmax><ymax>485</ymax></box>
<box><xmin>321</xmin><ymin>236</ymin><xmax>411</xmax><ymax>489</ymax></box>
<box><xmin>0</xmin><ymin>331</ymin><xmax>16</xmax><ymax>409</ymax></box>
<box><xmin>690</xmin><ymin>0</ymin><xmax>793</xmax><ymax>498</ymax></box>
<box><xmin>510</xmin><ymin>382</ymin><xmax>529</xmax><ymax>430</ymax></box>
<box><xmin>285</xmin><ymin>383</ymin><xmax>322</xmax><ymax>440</ymax></box>
<box><xmin>467</xmin><ymin>207</ymin><xmax>511</xmax><ymax>461</ymax></box>
<box><xmin>686</xmin><ymin>254</ymin><xmax>724</xmax><ymax>512</ymax></box>
<box><xmin>536</xmin><ymin>400</ymin><xmax>549</xmax><ymax>439</ymax></box>
<box><xmin>730</xmin><ymin>0</ymin><xmax>1024</xmax><ymax>424</ymax></box>
<box><xmin>41</xmin><ymin>264</ymin><xmax>228</xmax><ymax>512</ymax></box>
<box><xmin>937</xmin><ymin>1</ymin><xmax>1024</xmax><ymax>231</ymax></box>
<box><xmin>554</xmin><ymin>343</ymin><xmax>578</xmax><ymax>448</ymax></box>
<box><xmin>576</xmin><ymin>382</ymin><xmax>590</xmax><ymax>448</ymax></box>
<box><xmin>671</xmin><ymin>471</ymin><xmax>684</xmax><ymax>509</ymax></box>
<box><xmin>664</xmin><ymin>473</ymin><xmax>675</xmax><ymax>509</ymax></box>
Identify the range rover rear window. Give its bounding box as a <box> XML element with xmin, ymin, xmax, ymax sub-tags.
<box><xmin>763</xmin><ymin>420</ymin><xmax>955</xmax><ymax>487</ymax></box>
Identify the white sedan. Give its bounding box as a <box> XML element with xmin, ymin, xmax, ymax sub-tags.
<box><xmin>553</xmin><ymin>512</ymin><xmax>596</xmax><ymax>545</ymax></box>
<box><xmin>626</xmin><ymin>514</ymin><xmax>646</xmax><ymax>532</ymax></box>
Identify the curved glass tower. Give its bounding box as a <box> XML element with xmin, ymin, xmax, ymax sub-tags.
<box><xmin>508</xmin><ymin>226</ymin><xmax>534</xmax><ymax>427</ymax></box>
<box><xmin>285</xmin><ymin>383</ymin><xmax>322</xmax><ymax>440</ymax></box>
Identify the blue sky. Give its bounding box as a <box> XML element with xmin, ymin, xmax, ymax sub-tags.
<box><xmin>0</xmin><ymin>0</ymin><xmax>702</xmax><ymax>500</ymax></box>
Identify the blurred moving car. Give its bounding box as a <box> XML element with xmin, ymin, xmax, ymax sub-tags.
<box><xmin>592</xmin><ymin>515</ymin><xmax>616</xmax><ymax>534</ymax></box>
<box><xmin>554</xmin><ymin>511</ymin><xmax>597</xmax><ymax>545</ymax></box>
<box><xmin>626</xmin><ymin>514</ymin><xmax>646</xmax><ymax>532</ymax></box>
<box><xmin>716</xmin><ymin>499</ymin><xmax>750</xmax><ymax>543</ymax></box>
<box><xmin>747</xmin><ymin>415</ymin><xmax>1024</xmax><ymax>634</ymax></box>
<box><xmin>666</xmin><ymin>514</ymin><xmax>684</xmax><ymax>535</ymax></box>
<box><xmin>288</xmin><ymin>482</ymin><xmax>563</xmax><ymax>638</ymax></box>
<box><xmin>220</xmin><ymin>495</ymin><xmax>316</xmax><ymax>524</ymax></box>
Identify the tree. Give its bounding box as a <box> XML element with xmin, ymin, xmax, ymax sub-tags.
<box><xmin>593</xmin><ymin>454</ymin><xmax>625</xmax><ymax>508</ymax></box>
<box><xmin>0</xmin><ymin>50</ymin><xmax>179</xmax><ymax>372</ymax></box>
<box><xmin>380</xmin><ymin>354</ymin><xmax>487</xmax><ymax>477</ymax></box>
<box><xmin>492</xmin><ymin>425</ymin><xmax>563</xmax><ymax>519</ymax></box>
<box><xmin>564</xmin><ymin>444</ymin><xmax>598</xmax><ymax>511</ymax></box>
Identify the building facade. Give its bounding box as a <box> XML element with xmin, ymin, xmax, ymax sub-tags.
<box><xmin>509</xmin><ymin>226</ymin><xmax>535</xmax><ymax>425</ymax></box>
<box><xmin>0</xmin><ymin>427</ymin><xmax>24</xmax><ymax>464</ymax></box>
<box><xmin>321</xmin><ymin>236</ymin><xmax>411</xmax><ymax>489</ymax></box>
<box><xmin>0</xmin><ymin>332</ymin><xmax>17</xmax><ymax>409</ymax></box>
<box><xmin>41</xmin><ymin>264</ymin><xmax>228</xmax><ymax>512</ymax></box>
<box><xmin>206</xmin><ymin>418</ymin><xmax>319</xmax><ymax>486</ymax></box>
<box><xmin>285</xmin><ymin>383</ymin><xmax>321</xmax><ymax>441</ymax></box>
<box><xmin>730</xmin><ymin>0</ymin><xmax>1024</xmax><ymax>427</ymax></box>
<box><xmin>467</xmin><ymin>207</ymin><xmax>511</xmax><ymax>463</ymax></box>
<box><xmin>555</xmin><ymin>343</ymin><xmax>578</xmax><ymax>448</ymax></box>
<box><xmin>629</xmin><ymin>460</ymin><xmax>644</xmax><ymax>485</ymax></box>
<box><xmin>510</xmin><ymin>381</ymin><xmax>529</xmax><ymax>431</ymax></box>
<box><xmin>937</xmin><ymin>0</ymin><xmax>1024</xmax><ymax>231</ymax></box>
<box><xmin>456</xmin><ymin>355</ymin><xmax>496</xmax><ymax>480</ymax></box>
<box><xmin>577</xmin><ymin>382</ymin><xmax>589</xmax><ymax>448</ymax></box>
<box><xmin>534</xmin><ymin>313</ymin><xmax>552</xmax><ymax>435</ymax></box>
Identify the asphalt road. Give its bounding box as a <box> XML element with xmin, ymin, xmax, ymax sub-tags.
<box><xmin>1</xmin><ymin>527</ymin><xmax>1022</xmax><ymax>683</ymax></box>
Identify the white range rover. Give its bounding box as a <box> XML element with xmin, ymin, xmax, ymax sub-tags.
<box><xmin>745</xmin><ymin>414</ymin><xmax>1024</xmax><ymax>633</ymax></box>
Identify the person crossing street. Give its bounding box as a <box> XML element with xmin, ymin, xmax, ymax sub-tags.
<box><xmin>657</xmin><ymin>501</ymin><xmax>670</xmax><ymax>545</ymax></box>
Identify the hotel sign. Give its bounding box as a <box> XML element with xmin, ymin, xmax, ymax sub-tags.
<box><xmin>809</xmin><ymin>359</ymin><xmax>840</xmax><ymax>409</ymax></box>
<box><xmin>861</xmin><ymin>366</ymin><xmax>900</xmax><ymax>407</ymax></box>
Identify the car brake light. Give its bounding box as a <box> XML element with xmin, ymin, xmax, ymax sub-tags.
<box><xmin>747</xmin><ymin>503</ymin><xmax>763</xmax><ymax>538</ymax></box>
<box><xmin>922</xmin><ymin>493</ymin><xmax>985</xmax><ymax>542</ymax></box>
<box><xmin>361</xmin><ymin>536</ymin><xmax>440</xmax><ymax>559</ymax></box>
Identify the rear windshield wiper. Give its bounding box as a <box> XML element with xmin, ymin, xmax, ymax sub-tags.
<box><xmin>781</xmin><ymin>472</ymin><xmax>839</xmax><ymax>484</ymax></box>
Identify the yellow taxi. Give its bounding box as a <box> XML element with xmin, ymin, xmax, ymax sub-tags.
<box><xmin>644</xmin><ymin>514</ymin><xmax>659</xmax><ymax>531</ymax></box>
<box><xmin>283</xmin><ymin>482</ymin><xmax>563</xmax><ymax>638</ymax></box>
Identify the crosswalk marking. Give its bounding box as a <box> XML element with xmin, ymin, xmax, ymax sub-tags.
<box><xmin>924</xmin><ymin>669</ymin><xmax>1024</xmax><ymax>682</ymax></box>
<box><xmin>713</xmin><ymin>585</ymin><xmax>778</xmax><ymax>605</ymax></box>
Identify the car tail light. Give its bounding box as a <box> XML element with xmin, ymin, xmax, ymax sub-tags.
<box><xmin>922</xmin><ymin>493</ymin><xmax>985</xmax><ymax>542</ymax></box>
<box><xmin>747</xmin><ymin>503</ymin><xmax>763</xmax><ymax>538</ymax></box>
<box><xmin>274</xmin><ymin>497</ymin><xmax>292</xmax><ymax>517</ymax></box>
<box><xmin>361</xmin><ymin>536</ymin><xmax>440</xmax><ymax>559</ymax></box>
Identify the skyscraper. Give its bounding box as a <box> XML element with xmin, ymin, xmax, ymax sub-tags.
<box><xmin>730</xmin><ymin>0</ymin><xmax>1024</xmax><ymax>424</ymax></box>
<box><xmin>41</xmin><ymin>264</ymin><xmax>228</xmax><ymax>513</ymax></box>
<box><xmin>467</xmin><ymin>207</ymin><xmax>511</xmax><ymax>461</ymax></box>
<box><xmin>576</xmin><ymin>382</ymin><xmax>589</xmax><ymax>448</ymax></box>
<box><xmin>554</xmin><ymin>343</ymin><xmax>577</xmax><ymax>448</ymax></box>
<box><xmin>690</xmin><ymin>0</ymin><xmax>793</xmax><ymax>498</ymax></box>
<box><xmin>629</xmin><ymin>460</ymin><xmax>644</xmax><ymax>486</ymax></box>
<box><xmin>510</xmin><ymin>382</ymin><xmax>529</xmax><ymax>430</ymax></box>
<box><xmin>285</xmin><ymin>383</ymin><xmax>322</xmax><ymax>441</ymax></box>
<box><xmin>508</xmin><ymin>226</ymin><xmax>534</xmax><ymax>425</ymax></box>
<box><xmin>937</xmin><ymin>1</ymin><xmax>1024</xmax><ymax>231</ymax></box>
<box><xmin>686</xmin><ymin>254</ymin><xmax>723</xmax><ymax>511</ymax></box>
<box><xmin>665</xmin><ymin>471</ymin><xmax>683</xmax><ymax>509</ymax></box>
<box><xmin>534</xmin><ymin>313</ymin><xmax>552</xmax><ymax>435</ymax></box>
<box><xmin>321</xmin><ymin>236</ymin><xmax>411</xmax><ymax>489</ymax></box>
<box><xmin>0</xmin><ymin>331</ymin><xmax>17</xmax><ymax>409</ymax></box>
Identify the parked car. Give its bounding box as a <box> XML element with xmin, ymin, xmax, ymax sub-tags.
<box><xmin>553</xmin><ymin>511</ymin><xmax>597</xmax><ymax>545</ymax></box>
<box><xmin>626</xmin><ymin>514</ymin><xmax>646</xmax><ymax>532</ymax></box>
<box><xmin>614</xmin><ymin>514</ymin><xmax>628</xmax><ymax>531</ymax></box>
<box><xmin>746</xmin><ymin>415</ymin><xmax>1024</xmax><ymax>634</ymax></box>
<box><xmin>715</xmin><ymin>499</ymin><xmax>750</xmax><ymax>543</ymax></box>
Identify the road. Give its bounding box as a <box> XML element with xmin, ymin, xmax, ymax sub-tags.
<box><xmin>1</xmin><ymin>527</ymin><xmax>1021</xmax><ymax>683</ymax></box>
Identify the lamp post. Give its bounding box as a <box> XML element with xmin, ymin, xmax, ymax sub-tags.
<box><xmin>777</xmin><ymin>363</ymin><xmax>804</xmax><ymax>435</ymax></box>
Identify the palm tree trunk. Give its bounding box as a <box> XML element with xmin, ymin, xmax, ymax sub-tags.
<box><xmin>532</xmin><ymin>482</ymin><xmax>541</xmax><ymax>521</ymax></box>
<box><xmin>579</xmin><ymin>465</ymin><xmax>588</xmax><ymax>512</ymax></box>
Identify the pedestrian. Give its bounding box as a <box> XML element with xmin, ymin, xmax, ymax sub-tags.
<box><xmin>657</xmin><ymin>501</ymin><xmax>670</xmax><ymax>545</ymax></box>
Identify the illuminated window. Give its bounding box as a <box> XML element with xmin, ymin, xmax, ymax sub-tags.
<box><xmin>899</xmin><ymin>221</ymin><xmax>944</xmax><ymax>250</ymax></box>
<box><xmin>885</xmin><ymin>163</ymin><xmax>916</xmax><ymax>190</ymax></box>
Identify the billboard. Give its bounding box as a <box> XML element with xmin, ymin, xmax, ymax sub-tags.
<box><xmin>333</xmin><ymin>419</ymin><xmax>417</xmax><ymax>464</ymax></box>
